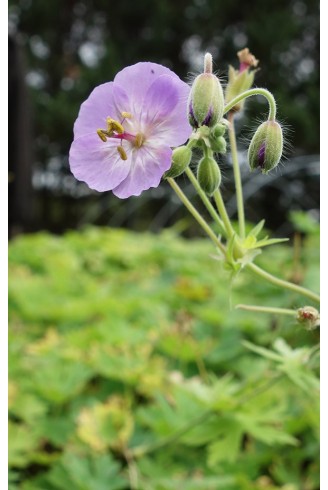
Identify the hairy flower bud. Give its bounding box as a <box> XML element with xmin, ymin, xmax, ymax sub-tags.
<box><xmin>209</xmin><ymin>123</ymin><xmax>227</xmax><ymax>153</ymax></box>
<box><xmin>211</xmin><ymin>123</ymin><xmax>227</xmax><ymax>138</ymax></box>
<box><xmin>248</xmin><ymin>120</ymin><xmax>283</xmax><ymax>173</ymax></box>
<box><xmin>210</xmin><ymin>136</ymin><xmax>227</xmax><ymax>154</ymax></box>
<box><xmin>197</xmin><ymin>156</ymin><xmax>221</xmax><ymax>195</ymax></box>
<box><xmin>164</xmin><ymin>146</ymin><xmax>192</xmax><ymax>178</ymax></box>
<box><xmin>188</xmin><ymin>53</ymin><xmax>224</xmax><ymax>129</ymax></box>
<box><xmin>297</xmin><ymin>306</ymin><xmax>320</xmax><ymax>331</ymax></box>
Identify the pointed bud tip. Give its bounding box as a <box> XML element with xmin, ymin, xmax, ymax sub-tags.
<box><xmin>204</xmin><ymin>53</ymin><xmax>213</xmax><ymax>73</ymax></box>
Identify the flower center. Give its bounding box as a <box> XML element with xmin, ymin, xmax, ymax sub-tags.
<box><xmin>96</xmin><ymin>112</ymin><xmax>145</xmax><ymax>160</ymax></box>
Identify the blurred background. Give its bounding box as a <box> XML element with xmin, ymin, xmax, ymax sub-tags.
<box><xmin>8</xmin><ymin>0</ymin><xmax>319</xmax><ymax>238</ymax></box>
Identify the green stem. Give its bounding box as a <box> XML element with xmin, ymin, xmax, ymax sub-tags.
<box><xmin>224</xmin><ymin>88</ymin><xmax>277</xmax><ymax>120</ymax></box>
<box><xmin>124</xmin><ymin>448</ymin><xmax>139</xmax><ymax>489</ymax></box>
<box><xmin>247</xmin><ymin>262</ymin><xmax>320</xmax><ymax>304</ymax></box>
<box><xmin>167</xmin><ymin>178</ymin><xmax>319</xmax><ymax>305</ymax></box>
<box><xmin>228</xmin><ymin>112</ymin><xmax>246</xmax><ymax>238</ymax></box>
<box><xmin>236</xmin><ymin>304</ymin><xmax>297</xmax><ymax>316</ymax></box>
<box><xmin>185</xmin><ymin>167</ymin><xmax>226</xmax><ymax>237</ymax></box>
<box><xmin>167</xmin><ymin>177</ymin><xmax>226</xmax><ymax>255</ymax></box>
<box><xmin>213</xmin><ymin>189</ymin><xmax>235</xmax><ymax>239</ymax></box>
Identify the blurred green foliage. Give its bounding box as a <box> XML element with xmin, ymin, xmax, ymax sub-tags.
<box><xmin>9</xmin><ymin>218</ymin><xmax>319</xmax><ymax>489</ymax></box>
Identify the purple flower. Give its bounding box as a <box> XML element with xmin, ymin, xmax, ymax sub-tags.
<box><xmin>69</xmin><ymin>62</ymin><xmax>191</xmax><ymax>198</ymax></box>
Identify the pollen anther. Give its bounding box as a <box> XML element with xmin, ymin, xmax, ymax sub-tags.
<box><xmin>121</xmin><ymin>112</ymin><xmax>132</xmax><ymax>119</ymax></box>
<box><xmin>107</xmin><ymin>118</ymin><xmax>124</xmax><ymax>134</ymax></box>
<box><xmin>117</xmin><ymin>146</ymin><xmax>128</xmax><ymax>160</ymax></box>
<box><xmin>97</xmin><ymin>129</ymin><xmax>108</xmax><ymax>142</ymax></box>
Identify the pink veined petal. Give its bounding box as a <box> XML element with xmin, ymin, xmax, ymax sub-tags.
<box><xmin>73</xmin><ymin>82</ymin><xmax>119</xmax><ymax>139</ymax></box>
<box><xmin>113</xmin><ymin>62</ymin><xmax>180</xmax><ymax>112</ymax></box>
<box><xmin>145</xmin><ymin>77</ymin><xmax>191</xmax><ymax>147</ymax></box>
<box><xmin>137</xmin><ymin>75</ymin><xmax>181</xmax><ymax>133</ymax></box>
<box><xmin>112</xmin><ymin>145</ymin><xmax>172</xmax><ymax>199</ymax></box>
<box><xmin>69</xmin><ymin>133</ymin><xmax>132</xmax><ymax>192</ymax></box>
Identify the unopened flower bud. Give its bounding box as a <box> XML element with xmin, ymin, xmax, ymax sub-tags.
<box><xmin>211</xmin><ymin>123</ymin><xmax>227</xmax><ymax>138</ymax></box>
<box><xmin>164</xmin><ymin>146</ymin><xmax>192</xmax><ymax>178</ymax></box>
<box><xmin>248</xmin><ymin>120</ymin><xmax>283</xmax><ymax>173</ymax></box>
<box><xmin>225</xmin><ymin>48</ymin><xmax>259</xmax><ymax>113</ymax></box>
<box><xmin>197</xmin><ymin>156</ymin><xmax>221</xmax><ymax>195</ymax></box>
<box><xmin>297</xmin><ymin>306</ymin><xmax>320</xmax><ymax>331</ymax></box>
<box><xmin>188</xmin><ymin>53</ymin><xmax>224</xmax><ymax>129</ymax></box>
<box><xmin>210</xmin><ymin>136</ymin><xmax>227</xmax><ymax>154</ymax></box>
<box><xmin>209</xmin><ymin>122</ymin><xmax>227</xmax><ymax>153</ymax></box>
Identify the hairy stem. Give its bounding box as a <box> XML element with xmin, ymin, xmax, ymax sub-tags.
<box><xmin>213</xmin><ymin>189</ymin><xmax>235</xmax><ymax>238</ymax></box>
<box><xmin>224</xmin><ymin>88</ymin><xmax>277</xmax><ymax>120</ymax></box>
<box><xmin>185</xmin><ymin>167</ymin><xmax>226</xmax><ymax>237</ymax></box>
<box><xmin>247</xmin><ymin>262</ymin><xmax>320</xmax><ymax>304</ymax></box>
<box><xmin>228</xmin><ymin>112</ymin><xmax>246</xmax><ymax>238</ymax></box>
<box><xmin>167</xmin><ymin>177</ymin><xmax>226</xmax><ymax>255</ymax></box>
<box><xmin>236</xmin><ymin>304</ymin><xmax>297</xmax><ymax>316</ymax></box>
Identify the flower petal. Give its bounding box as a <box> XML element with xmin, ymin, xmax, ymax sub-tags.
<box><xmin>143</xmin><ymin>74</ymin><xmax>180</xmax><ymax>120</ymax></box>
<box><xmin>146</xmin><ymin>77</ymin><xmax>191</xmax><ymax>147</ymax></box>
<box><xmin>113</xmin><ymin>62</ymin><xmax>180</xmax><ymax>110</ymax></box>
<box><xmin>112</xmin><ymin>145</ymin><xmax>172</xmax><ymax>198</ymax></box>
<box><xmin>73</xmin><ymin>82</ymin><xmax>117</xmax><ymax>138</ymax></box>
<box><xmin>112</xmin><ymin>84</ymin><xmax>131</xmax><ymax>116</ymax></box>
<box><xmin>69</xmin><ymin>133</ymin><xmax>131</xmax><ymax>192</ymax></box>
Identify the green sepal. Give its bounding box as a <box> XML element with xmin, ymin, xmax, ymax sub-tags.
<box><xmin>248</xmin><ymin>219</ymin><xmax>265</xmax><ymax>238</ymax></box>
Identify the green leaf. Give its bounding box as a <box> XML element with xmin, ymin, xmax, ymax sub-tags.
<box><xmin>8</xmin><ymin>422</ymin><xmax>39</xmax><ymax>467</ymax></box>
<box><xmin>242</xmin><ymin>340</ymin><xmax>285</xmax><ymax>362</ymax></box>
<box><xmin>207</xmin><ymin>419</ymin><xmax>243</xmax><ymax>465</ymax></box>
<box><xmin>46</xmin><ymin>453</ymin><xmax>127</xmax><ymax>490</ymax></box>
<box><xmin>30</xmin><ymin>357</ymin><xmax>93</xmax><ymax>405</ymax></box>
<box><xmin>248</xmin><ymin>219</ymin><xmax>266</xmax><ymax>238</ymax></box>
<box><xmin>236</xmin><ymin>413</ymin><xmax>298</xmax><ymax>446</ymax></box>
<box><xmin>254</xmin><ymin>237</ymin><xmax>289</xmax><ymax>248</ymax></box>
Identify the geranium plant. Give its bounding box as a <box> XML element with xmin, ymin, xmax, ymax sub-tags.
<box><xmin>69</xmin><ymin>50</ymin><xmax>319</xmax><ymax>324</ymax></box>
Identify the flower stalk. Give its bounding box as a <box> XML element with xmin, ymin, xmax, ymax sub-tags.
<box><xmin>227</xmin><ymin>112</ymin><xmax>246</xmax><ymax>238</ymax></box>
<box><xmin>236</xmin><ymin>304</ymin><xmax>297</xmax><ymax>316</ymax></box>
<box><xmin>185</xmin><ymin>167</ymin><xmax>226</xmax><ymax>237</ymax></box>
<box><xmin>246</xmin><ymin>263</ymin><xmax>320</xmax><ymax>304</ymax></box>
<box><xmin>223</xmin><ymin>87</ymin><xmax>277</xmax><ymax>121</ymax></box>
<box><xmin>166</xmin><ymin>177</ymin><xmax>226</xmax><ymax>255</ymax></box>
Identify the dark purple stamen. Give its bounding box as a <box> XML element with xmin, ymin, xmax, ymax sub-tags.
<box><xmin>257</xmin><ymin>143</ymin><xmax>266</xmax><ymax>168</ymax></box>
<box><xmin>202</xmin><ymin>108</ymin><xmax>213</xmax><ymax>126</ymax></box>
